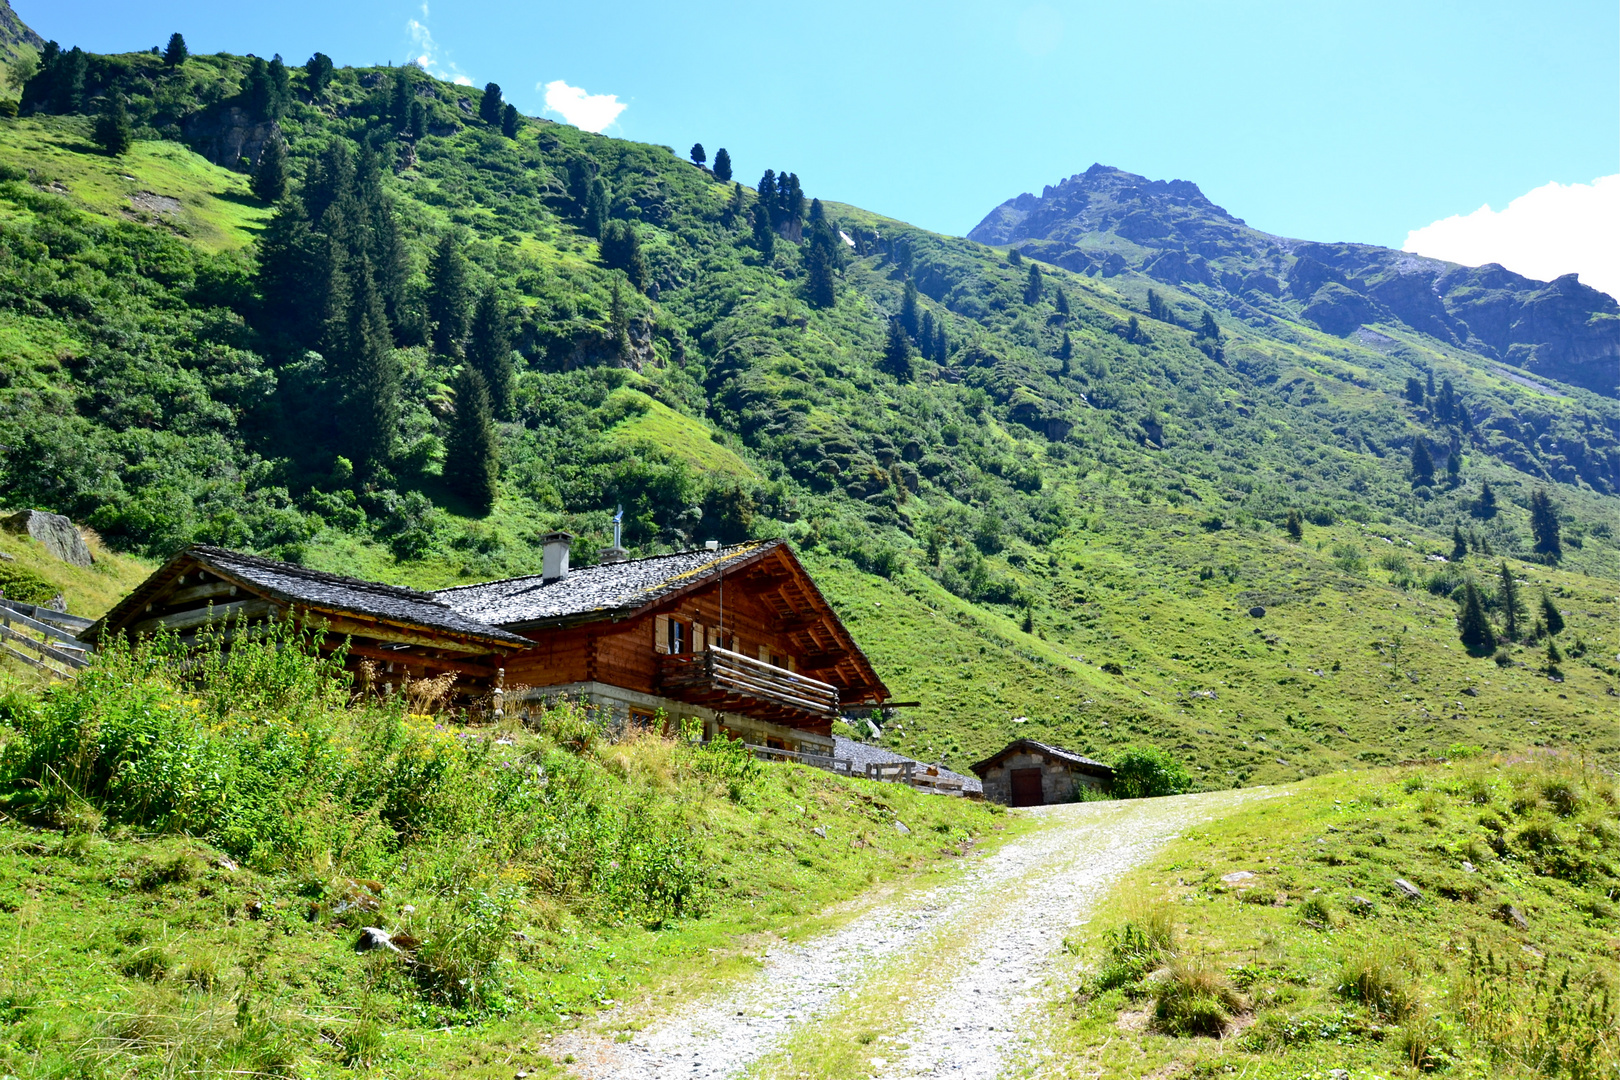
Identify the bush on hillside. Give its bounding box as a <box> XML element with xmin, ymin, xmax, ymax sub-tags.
<box><xmin>1112</xmin><ymin>746</ymin><xmax>1191</xmax><ymax>799</ymax></box>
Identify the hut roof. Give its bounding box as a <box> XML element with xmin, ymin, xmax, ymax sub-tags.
<box><xmin>433</xmin><ymin>540</ymin><xmax>780</xmax><ymax>628</ymax></box>
<box><xmin>832</xmin><ymin>736</ymin><xmax>983</xmax><ymax>794</ymax></box>
<box><xmin>968</xmin><ymin>739</ymin><xmax>1114</xmax><ymax>780</ymax></box>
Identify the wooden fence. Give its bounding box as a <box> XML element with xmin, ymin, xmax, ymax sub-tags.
<box><xmin>0</xmin><ymin>600</ymin><xmax>92</xmax><ymax>679</ymax></box>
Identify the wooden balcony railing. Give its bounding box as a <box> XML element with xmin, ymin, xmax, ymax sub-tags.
<box><xmin>660</xmin><ymin>646</ymin><xmax>839</xmax><ymax>725</ymax></box>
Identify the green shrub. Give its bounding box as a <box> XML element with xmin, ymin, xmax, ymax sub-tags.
<box><xmin>0</xmin><ymin>562</ymin><xmax>55</xmax><ymax>605</ymax></box>
<box><xmin>1092</xmin><ymin>907</ymin><xmax>1175</xmax><ymax>992</ymax></box>
<box><xmin>1111</xmin><ymin>746</ymin><xmax>1191</xmax><ymax>799</ymax></box>
<box><xmin>1338</xmin><ymin>950</ymin><xmax>1416</xmax><ymax>1021</ymax></box>
<box><xmin>1152</xmin><ymin>958</ymin><xmax>1246</xmax><ymax>1036</ymax></box>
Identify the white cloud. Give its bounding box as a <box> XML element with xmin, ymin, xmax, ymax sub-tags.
<box><xmin>406</xmin><ymin>4</ymin><xmax>471</xmax><ymax>86</ymax></box>
<box><xmin>1403</xmin><ymin>175</ymin><xmax>1620</xmax><ymax>301</ymax></box>
<box><xmin>540</xmin><ymin>79</ymin><xmax>626</xmax><ymax>133</ymax></box>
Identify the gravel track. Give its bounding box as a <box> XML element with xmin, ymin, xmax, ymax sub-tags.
<box><xmin>560</xmin><ymin>789</ymin><xmax>1263</xmax><ymax>1080</ymax></box>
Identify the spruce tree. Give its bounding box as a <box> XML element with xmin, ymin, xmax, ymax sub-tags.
<box><xmin>1405</xmin><ymin>376</ymin><xmax>1426</xmax><ymax>405</ymax></box>
<box><xmin>1474</xmin><ymin>479</ymin><xmax>1498</xmax><ymax>519</ymax></box>
<box><xmin>390</xmin><ymin>71</ymin><xmax>413</xmax><ymax>133</ymax></box>
<box><xmin>900</xmin><ymin>279</ymin><xmax>919</xmax><ymax>336</ymax></box>
<box><xmin>725</xmin><ymin>180</ymin><xmax>745</xmax><ymax>225</ymax></box>
<box><xmin>268</xmin><ymin>55</ymin><xmax>289</xmax><ymax>114</ymax></box>
<box><xmin>48</xmin><ymin>46</ymin><xmax>87</xmax><ymax>114</ymax></box>
<box><xmin>933</xmin><ymin>321</ymin><xmax>948</xmax><ymax>363</ymax></box>
<box><xmin>1024</xmin><ymin>262</ymin><xmax>1043</xmax><ymax>304</ymax></box>
<box><xmin>1286</xmin><ymin>508</ymin><xmax>1304</xmax><ymax>542</ymax></box>
<box><xmin>425</xmin><ymin>233</ymin><xmax>471</xmax><ymax>356</ymax></box>
<box><xmin>92</xmin><ymin>93</ymin><xmax>132</xmax><ymax>156</ymax></box>
<box><xmin>781</xmin><ymin>172</ymin><xmax>805</xmax><ymax>222</ymax></box>
<box><xmin>479</xmin><ymin>82</ymin><xmax>504</xmax><ymax>125</ymax></box>
<box><xmin>305</xmin><ymin>53</ymin><xmax>334</xmax><ymax>98</ymax></box>
<box><xmin>1127</xmin><ymin>315</ymin><xmax>1141</xmax><ymax>344</ymax></box>
<box><xmin>690</xmin><ymin>143</ymin><xmax>706</xmax><ymax>167</ymax></box>
<box><xmin>1007</xmin><ymin>247</ymin><xmax>1022</xmax><ymax>266</ymax></box>
<box><xmin>1539</xmin><ymin>591</ymin><xmax>1565</xmax><ymax>637</ymax></box>
<box><xmin>465</xmin><ymin>287</ymin><xmax>515</xmax><ymax>420</ymax></box>
<box><xmin>803</xmin><ymin>220</ymin><xmax>838</xmax><ymax>309</ymax></box>
<box><xmin>880</xmin><ymin>319</ymin><xmax>913</xmax><ymax>382</ymax></box>
<box><xmin>1058</xmin><ymin>330</ymin><xmax>1073</xmax><ymax>366</ymax></box>
<box><xmin>1451</xmin><ymin>524</ymin><xmax>1467</xmax><ymax>562</ymax></box>
<box><xmin>443</xmin><ymin>366</ymin><xmax>499</xmax><ymax>513</ymax></box>
<box><xmin>251</xmin><ymin>134</ymin><xmax>288</xmax><ymax>202</ymax></box>
<box><xmin>245</xmin><ymin>57</ymin><xmax>277</xmax><ymax>121</ymax></box>
<box><xmin>1055</xmin><ymin>288</ymin><xmax>1070</xmax><ymax>317</ymax></box>
<box><xmin>1410</xmin><ymin>438</ymin><xmax>1435</xmax><ymax>486</ymax></box>
<box><xmin>757</xmin><ymin>170</ymin><xmax>777</xmax><ymax>219</ymax></box>
<box><xmin>919</xmin><ymin>310</ymin><xmax>935</xmax><ymax>358</ymax></box>
<box><xmin>712</xmin><ymin>147</ymin><xmax>731</xmax><ymax>182</ymax></box>
<box><xmin>163</xmin><ymin>33</ymin><xmax>188</xmax><ymax>68</ymax></box>
<box><xmin>751</xmin><ymin>202</ymin><xmax>775</xmax><ymax>261</ymax></box>
<box><xmin>501</xmin><ymin>103</ymin><xmax>519</xmax><ymax>138</ymax></box>
<box><xmin>1545</xmin><ymin>636</ymin><xmax>1562</xmax><ymax>674</ymax></box>
<box><xmin>1198</xmin><ymin>310</ymin><xmax>1219</xmax><ymax>339</ymax></box>
<box><xmin>600</xmin><ymin>221</ymin><xmax>649</xmax><ymax>292</ymax></box>
<box><xmin>1528</xmin><ymin>488</ymin><xmax>1562</xmax><ymax>562</ymax></box>
<box><xmin>332</xmin><ymin>256</ymin><xmax>399</xmax><ymax>473</ymax></box>
<box><xmin>1457</xmin><ymin>580</ymin><xmax>1496</xmax><ymax>655</ymax></box>
<box><xmin>584</xmin><ymin>176</ymin><xmax>610</xmax><ymax>238</ymax></box>
<box><xmin>809</xmin><ymin>197</ymin><xmax>824</xmax><ymax>223</ymax></box>
<box><xmin>1497</xmin><ymin>561</ymin><xmax>1523</xmax><ymax>642</ymax></box>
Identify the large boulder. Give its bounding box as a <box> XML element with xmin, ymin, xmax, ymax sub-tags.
<box><xmin>2</xmin><ymin>510</ymin><xmax>93</xmax><ymax>567</ymax></box>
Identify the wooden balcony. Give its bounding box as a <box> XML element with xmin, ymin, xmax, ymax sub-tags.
<box><xmin>659</xmin><ymin>646</ymin><xmax>839</xmax><ymax>729</ymax></box>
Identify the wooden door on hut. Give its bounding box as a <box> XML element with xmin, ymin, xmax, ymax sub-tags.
<box><xmin>1010</xmin><ymin>768</ymin><xmax>1044</xmax><ymax>806</ymax></box>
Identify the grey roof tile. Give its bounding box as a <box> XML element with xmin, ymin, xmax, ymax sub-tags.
<box><xmin>833</xmin><ymin>735</ymin><xmax>983</xmax><ymax>794</ymax></box>
<box><xmin>969</xmin><ymin>738</ymin><xmax>1114</xmax><ymax>779</ymax></box>
<box><xmin>434</xmin><ymin>540</ymin><xmax>781</xmax><ymax>628</ymax></box>
<box><xmin>190</xmin><ymin>546</ymin><xmax>531</xmax><ymax>647</ymax></box>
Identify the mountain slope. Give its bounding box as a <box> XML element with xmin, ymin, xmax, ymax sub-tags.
<box><xmin>970</xmin><ymin>164</ymin><xmax>1620</xmax><ymax>397</ymax></box>
<box><xmin>0</xmin><ymin>33</ymin><xmax>1615</xmax><ymax>780</ymax></box>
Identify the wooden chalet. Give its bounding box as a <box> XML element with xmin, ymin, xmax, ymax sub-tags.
<box><xmin>86</xmin><ymin>536</ymin><xmax>890</xmax><ymax>756</ymax></box>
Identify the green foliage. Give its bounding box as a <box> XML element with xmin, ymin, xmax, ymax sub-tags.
<box><xmin>712</xmin><ymin>146</ymin><xmax>731</xmax><ymax>181</ymax></box>
<box><xmin>1457</xmin><ymin>579</ymin><xmax>1496</xmax><ymax>655</ymax></box>
<box><xmin>1539</xmin><ymin>590</ymin><xmax>1564</xmax><ymax>636</ymax></box>
<box><xmin>1285</xmin><ymin>508</ymin><xmax>1303</xmax><ymax>541</ymax></box>
<box><xmin>1111</xmin><ymin>746</ymin><xmax>1190</xmax><ymax>799</ymax></box>
<box><xmin>600</xmin><ymin>220</ymin><xmax>649</xmax><ymax>292</ymax></box>
<box><xmin>443</xmin><ymin>366</ymin><xmax>499</xmax><ymax>514</ymax></box>
<box><xmin>426</xmin><ymin>231</ymin><xmax>471</xmax><ymax>357</ymax></box>
<box><xmin>249</xmin><ymin>132</ymin><xmax>286</xmax><ymax>201</ymax></box>
<box><xmin>465</xmin><ymin>286</ymin><xmax>515</xmax><ymax>420</ymax></box>
<box><xmin>1529</xmin><ymin>488</ymin><xmax>1562</xmax><ymax>562</ymax></box>
<box><xmin>92</xmin><ymin>92</ymin><xmax>131</xmax><ymax>155</ymax></box>
<box><xmin>0</xmin><ymin>560</ymin><xmax>56</xmax><ymax>604</ymax></box>
<box><xmin>162</xmin><ymin>33</ymin><xmax>188</xmax><ymax>69</ymax></box>
<box><xmin>478</xmin><ymin>82</ymin><xmax>503</xmax><ymax>126</ymax></box>
<box><xmin>689</xmin><ymin>143</ymin><xmax>705</xmax><ymax>167</ymax></box>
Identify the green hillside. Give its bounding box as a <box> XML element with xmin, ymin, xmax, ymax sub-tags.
<box><xmin>0</xmin><ymin>37</ymin><xmax>1616</xmax><ymax>779</ymax></box>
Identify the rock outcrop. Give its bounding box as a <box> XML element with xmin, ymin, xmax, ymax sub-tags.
<box><xmin>2</xmin><ymin>510</ymin><xmax>93</xmax><ymax>567</ymax></box>
<box><xmin>182</xmin><ymin>106</ymin><xmax>281</xmax><ymax>170</ymax></box>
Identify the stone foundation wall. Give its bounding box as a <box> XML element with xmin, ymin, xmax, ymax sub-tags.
<box><xmin>980</xmin><ymin>751</ymin><xmax>1108</xmax><ymax>805</ymax></box>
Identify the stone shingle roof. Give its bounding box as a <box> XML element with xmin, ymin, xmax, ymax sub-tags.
<box><xmin>188</xmin><ymin>546</ymin><xmax>531</xmax><ymax>647</ymax></box>
<box><xmin>434</xmin><ymin>540</ymin><xmax>780</xmax><ymax>628</ymax></box>
<box><xmin>968</xmin><ymin>739</ymin><xmax>1114</xmax><ymax>779</ymax></box>
<box><xmin>833</xmin><ymin>735</ymin><xmax>983</xmax><ymax>794</ymax></box>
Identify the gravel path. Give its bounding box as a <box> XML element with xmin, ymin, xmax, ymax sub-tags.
<box><xmin>559</xmin><ymin>789</ymin><xmax>1263</xmax><ymax>1080</ymax></box>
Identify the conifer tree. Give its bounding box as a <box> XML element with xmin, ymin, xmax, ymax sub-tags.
<box><xmin>893</xmin><ymin>237</ymin><xmax>914</xmax><ymax>277</ymax></box>
<box><xmin>409</xmin><ymin>98</ymin><xmax>427</xmax><ymax>141</ymax></box>
<box><xmin>1285</xmin><ymin>508</ymin><xmax>1303</xmax><ymax>541</ymax></box>
<box><xmin>803</xmin><ymin>219</ymin><xmax>838</xmax><ymax>309</ymax></box>
<box><xmin>1528</xmin><ymin>488</ymin><xmax>1562</xmax><ymax>562</ymax></box>
<box><xmin>712</xmin><ymin>147</ymin><xmax>731</xmax><ymax>182</ymax></box>
<box><xmin>479</xmin><ymin>82</ymin><xmax>504</xmax><ymax>125</ymax></box>
<box><xmin>1410</xmin><ymin>438</ymin><xmax>1434</xmax><ymax>485</ymax></box>
<box><xmin>584</xmin><ymin>175</ymin><xmax>610</xmax><ymax>238</ymax></box>
<box><xmin>1497</xmin><ymin>561</ymin><xmax>1523</xmax><ymax>641</ymax></box>
<box><xmin>426</xmin><ymin>233</ymin><xmax>471</xmax><ymax>356</ymax></box>
<box><xmin>757</xmin><ymin>170</ymin><xmax>777</xmax><ymax>218</ymax></box>
<box><xmin>244</xmin><ymin>57</ymin><xmax>278</xmax><ymax>121</ymax></box>
<box><xmin>390</xmin><ymin>71</ymin><xmax>413</xmax><ymax>133</ymax></box>
<box><xmin>919</xmin><ymin>311</ymin><xmax>935</xmax><ymax>358</ymax></box>
<box><xmin>1539</xmin><ymin>591</ymin><xmax>1565</xmax><ymax>637</ymax></box>
<box><xmin>502</xmin><ymin>103</ymin><xmax>519</xmax><ymax>138</ymax></box>
<box><xmin>305</xmin><ymin>53</ymin><xmax>334</xmax><ymax>98</ymax></box>
<box><xmin>1198</xmin><ymin>310</ymin><xmax>1219</xmax><ymax>339</ymax></box>
<box><xmin>251</xmin><ymin>134</ymin><xmax>288</xmax><ymax>201</ymax></box>
<box><xmin>1059</xmin><ymin>330</ymin><xmax>1073</xmax><ymax>366</ymax></box>
<box><xmin>751</xmin><ymin>201</ymin><xmax>775</xmax><ymax>261</ymax></box>
<box><xmin>781</xmin><ymin>172</ymin><xmax>804</xmax><ymax>222</ymax></box>
<box><xmin>933</xmin><ymin>321</ymin><xmax>948</xmax><ymax>363</ymax></box>
<box><xmin>1008</xmin><ymin>247</ymin><xmax>1022</xmax><ymax>266</ymax></box>
<box><xmin>1024</xmin><ymin>262</ymin><xmax>1043</xmax><ymax>305</ymax></box>
<box><xmin>880</xmin><ymin>319</ymin><xmax>913</xmax><ymax>382</ymax></box>
<box><xmin>466</xmin><ymin>287</ymin><xmax>515</xmax><ymax>420</ymax></box>
<box><xmin>600</xmin><ymin>221</ymin><xmax>649</xmax><ymax>292</ymax></box>
<box><xmin>1457</xmin><ymin>579</ymin><xmax>1496</xmax><ymax>655</ymax></box>
<box><xmin>1054</xmin><ymin>288</ymin><xmax>1070</xmax><ymax>317</ymax></box>
<box><xmin>163</xmin><ymin>33</ymin><xmax>188</xmax><ymax>68</ymax></box>
<box><xmin>725</xmin><ymin>180</ymin><xmax>745</xmax><ymax>225</ymax></box>
<box><xmin>1127</xmin><ymin>315</ymin><xmax>1141</xmax><ymax>344</ymax></box>
<box><xmin>690</xmin><ymin>143</ymin><xmax>706</xmax><ymax>167</ymax></box>
<box><xmin>329</xmin><ymin>256</ymin><xmax>399</xmax><ymax>473</ymax></box>
<box><xmin>1545</xmin><ymin>636</ymin><xmax>1562</xmax><ymax>674</ymax></box>
<box><xmin>900</xmin><ymin>279</ymin><xmax>919</xmax><ymax>336</ymax></box>
<box><xmin>268</xmin><ymin>55</ymin><xmax>289</xmax><ymax>113</ymax></box>
<box><xmin>1474</xmin><ymin>479</ymin><xmax>1498</xmax><ymax>519</ymax></box>
<box><xmin>443</xmin><ymin>366</ymin><xmax>498</xmax><ymax>513</ymax></box>
<box><xmin>809</xmin><ymin>197</ymin><xmax>824</xmax><ymax>223</ymax></box>
<box><xmin>1405</xmin><ymin>376</ymin><xmax>1425</xmax><ymax>406</ymax></box>
<box><xmin>92</xmin><ymin>92</ymin><xmax>132</xmax><ymax>156</ymax></box>
<box><xmin>609</xmin><ymin>278</ymin><xmax>630</xmax><ymax>360</ymax></box>
<box><xmin>49</xmin><ymin>46</ymin><xmax>87</xmax><ymax>113</ymax></box>
<box><xmin>1451</xmin><ymin>523</ymin><xmax>1467</xmax><ymax>562</ymax></box>
<box><xmin>1446</xmin><ymin>432</ymin><xmax>1462</xmax><ymax>483</ymax></box>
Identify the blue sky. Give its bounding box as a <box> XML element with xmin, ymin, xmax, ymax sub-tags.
<box><xmin>23</xmin><ymin>0</ymin><xmax>1619</xmax><ymax>250</ymax></box>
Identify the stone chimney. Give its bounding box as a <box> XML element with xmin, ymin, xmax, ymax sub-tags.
<box><xmin>541</xmin><ymin>531</ymin><xmax>574</xmax><ymax>584</ymax></box>
<box><xmin>597</xmin><ymin>545</ymin><xmax>628</xmax><ymax>564</ymax></box>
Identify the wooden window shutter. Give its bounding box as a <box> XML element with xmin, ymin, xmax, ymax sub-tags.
<box><xmin>655</xmin><ymin>615</ymin><xmax>670</xmax><ymax>654</ymax></box>
<box><xmin>758</xmin><ymin>645</ymin><xmax>771</xmax><ymax>663</ymax></box>
<box><xmin>787</xmin><ymin>656</ymin><xmax>797</xmax><ymax>672</ymax></box>
<box><xmin>693</xmin><ymin>621</ymin><xmax>706</xmax><ymax>651</ymax></box>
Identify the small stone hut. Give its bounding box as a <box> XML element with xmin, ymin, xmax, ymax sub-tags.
<box><xmin>969</xmin><ymin>739</ymin><xmax>1113</xmax><ymax>806</ymax></box>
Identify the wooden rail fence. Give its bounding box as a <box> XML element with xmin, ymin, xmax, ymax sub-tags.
<box><xmin>0</xmin><ymin>600</ymin><xmax>92</xmax><ymax>678</ymax></box>
<box><xmin>743</xmin><ymin>742</ymin><xmax>968</xmax><ymax>796</ymax></box>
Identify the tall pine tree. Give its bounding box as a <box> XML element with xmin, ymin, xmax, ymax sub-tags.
<box><xmin>600</xmin><ymin>221</ymin><xmax>650</xmax><ymax>292</ymax></box>
<box><xmin>444</xmin><ymin>366</ymin><xmax>498</xmax><ymax>513</ymax></box>
<box><xmin>712</xmin><ymin>147</ymin><xmax>731</xmax><ymax>182</ymax></box>
<box><xmin>92</xmin><ymin>93</ymin><xmax>132</xmax><ymax>156</ymax></box>
<box><xmin>1410</xmin><ymin>438</ymin><xmax>1435</xmax><ymax>485</ymax></box>
<box><xmin>426</xmin><ymin>233</ymin><xmax>471</xmax><ymax>357</ymax></box>
<box><xmin>690</xmin><ymin>143</ymin><xmax>706</xmax><ymax>166</ymax></box>
<box><xmin>751</xmin><ymin>201</ymin><xmax>775</xmax><ymax>261</ymax></box>
<box><xmin>479</xmin><ymin>83</ymin><xmax>504</xmax><ymax>125</ymax></box>
<box><xmin>305</xmin><ymin>53</ymin><xmax>334</xmax><ymax>97</ymax></box>
<box><xmin>465</xmin><ymin>287</ymin><xmax>515</xmax><ymax>421</ymax></box>
<box><xmin>1024</xmin><ymin>262</ymin><xmax>1043</xmax><ymax>304</ymax></box>
<box><xmin>1528</xmin><ymin>488</ymin><xmax>1562</xmax><ymax>562</ymax></box>
<box><xmin>1539</xmin><ymin>591</ymin><xmax>1564</xmax><ymax>636</ymax></box>
<box><xmin>880</xmin><ymin>319</ymin><xmax>913</xmax><ymax>382</ymax></box>
<box><xmin>502</xmin><ymin>103</ymin><xmax>519</xmax><ymax>138</ymax></box>
<box><xmin>584</xmin><ymin>176</ymin><xmax>610</xmax><ymax>238</ymax></box>
<box><xmin>804</xmin><ymin>219</ymin><xmax>839</xmax><ymax>308</ymax></box>
<box><xmin>163</xmin><ymin>33</ymin><xmax>188</xmax><ymax>68</ymax></box>
<box><xmin>900</xmin><ymin>280</ymin><xmax>919</xmax><ymax>337</ymax></box>
<box><xmin>1457</xmin><ymin>580</ymin><xmax>1496</xmax><ymax>655</ymax></box>
<box><xmin>251</xmin><ymin>134</ymin><xmax>288</xmax><ymax>201</ymax></box>
<box><xmin>1497</xmin><ymin>561</ymin><xmax>1523</xmax><ymax>642</ymax></box>
<box><xmin>325</xmin><ymin>255</ymin><xmax>399</xmax><ymax>473</ymax></box>
<box><xmin>1474</xmin><ymin>479</ymin><xmax>1498</xmax><ymax>519</ymax></box>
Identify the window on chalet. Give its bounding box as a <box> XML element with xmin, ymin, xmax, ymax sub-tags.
<box><xmin>654</xmin><ymin>616</ymin><xmax>734</xmax><ymax>655</ymax></box>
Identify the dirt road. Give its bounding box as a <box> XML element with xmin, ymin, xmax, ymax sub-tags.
<box><xmin>560</xmin><ymin>789</ymin><xmax>1265</xmax><ymax>1079</ymax></box>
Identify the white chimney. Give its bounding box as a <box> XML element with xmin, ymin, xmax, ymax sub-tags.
<box><xmin>704</xmin><ymin>540</ymin><xmax>720</xmax><ymax>551</ymax></box>
<box><xmin>541</xmin><ymin>531</ymin><xmax>574</xmax><ymax>583</ymax></box>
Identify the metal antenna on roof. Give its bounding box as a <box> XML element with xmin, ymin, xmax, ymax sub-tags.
<box><xmin>612</xmin><ymin>506</ymin><xmax>623</xmax><ymax>550</ymax></box>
